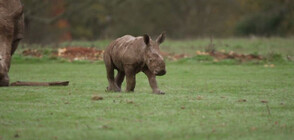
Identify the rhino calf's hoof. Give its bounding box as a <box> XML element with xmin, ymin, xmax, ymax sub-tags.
<box><xmin>153</xmin><ymin>90</ymin><xmax>165</xmax><ymax>95</ymax></box>
<box><xmin>106</xmin><ymin>86</ymin><xmax>121</xmax><ymax>92</ymax></box>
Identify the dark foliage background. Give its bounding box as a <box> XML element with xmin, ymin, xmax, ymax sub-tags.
<box><xmin>22</xmin><ymin>0</ymin><xmax>294</xmax><ymax>43</ymax></box>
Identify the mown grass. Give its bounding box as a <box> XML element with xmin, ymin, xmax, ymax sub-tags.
<box><xmin>1</xmin><ymin>60</ymin><xmax>294</xmax><ymax>140</ymax></box>
<box><xmin>1</xmin><ymin>38</ymin><xmax>294</xmax><ymax>140</ymax></box>
<box><xmin>163</xmin><ymin>37</ymin><xmax>294</xmax><ymax>56</ymax></box>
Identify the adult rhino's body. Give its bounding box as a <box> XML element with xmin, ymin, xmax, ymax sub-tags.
<box><xmin>0</xmin><ymin>0</ymin><xmax>24</xmax><ymax>86</ymax></box>
<box><xmin>104</xmin><ymin>33</ymin><xmax>166</xmax><ymax>94</ymax></box>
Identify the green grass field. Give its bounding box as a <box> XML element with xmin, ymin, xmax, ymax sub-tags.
<box><xmin>1</xmin><ymin>38</ymin><xmax>294</xmax><ymax>140</ymax></box>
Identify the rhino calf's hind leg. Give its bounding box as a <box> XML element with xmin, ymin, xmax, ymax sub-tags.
<box><xmin>106</xmin><ymin>66</ymin><xmax>120</xmax><ymax>92</ymax></box>
<box><xmin>104</xmin><ymin>55</ymin><xmax>120</xmax><ymax>92</ymax></box>
<box><xmin>115</xmin><ymin>71</ymin><xmax>125</xmax><ymax>89</ymax></box>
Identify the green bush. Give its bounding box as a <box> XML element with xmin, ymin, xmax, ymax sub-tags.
<box><xmin>235</xmin><ymin>11</ymin><xmax>284</xmax><ymax>36</ymax></box>
<box><xmin>265</xmin><ymin>52</ymin><xmax>285</xmax><ymax>62</ymax></box>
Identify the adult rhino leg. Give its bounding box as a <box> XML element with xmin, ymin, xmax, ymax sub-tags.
<box><xmin>11</xmin><ymin>39</ymin><xmax>20</xmax><ymax>56</ymax></box>
<box><xmin>104</xmin><ymin>54</ymin><xmax>120</xmax><ymax>92</ymax></box>
<box><xmin>115</xmin><ymin>70</ymin><xmax>125</xmax><ymax>90</ymax></box>
<box><xmin>143</xmin><ymin>69</ymin><xmax>165</xmax><ymax>94</ymax></box>
<box><xmin>0</xmin><ymin>43</ymin><xmax>11</xmax><ymax>87</ymax></box>
<box><xmin>11</xmin><ymin>13</ymin><xmax>24</xmax><ymax>56</ymax></box>
<box><xmin>0</xmin><ymin>73</ymin><xmax>9</xmax><ymax>87</ymax></box>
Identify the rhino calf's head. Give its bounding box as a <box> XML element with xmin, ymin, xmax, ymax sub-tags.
<box><xmin>143</xmin><ymin>32</ymin><xmax>166</xmax><ymax>76</ymax></box>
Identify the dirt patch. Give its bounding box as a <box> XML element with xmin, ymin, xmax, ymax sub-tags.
<box><xmin>92</xmin><ymin>95</ymin><xmax>103</xmax><ymax>101</ymax></box>
<box><xmin>261</xmin><ymin>100</ymin><xmax>268</xmax><ymax>103</ymax></box>
<box><xmin>196</xmin><ymin>50</ymin><xmax>263</xmax><ymax>61</ymax></box>
<box><xmin>161</xmin><ymin>50</ymin><xmax>263</xmax><ymax>62</ymax></box>
<box><xmin>238</xmin><ymin>99</ymin><xmax>247</xmax><ymax>102</ymax></box>
<box><xmin>196</xmin><ymin>95</ymin><xmax>203</xmax><ymax>100</ymax></box>
<box><xmin>264</xmin><ymin>64</ymin><xmax>275</xmax><ymax>68</ymax></box>
<box><xmin>22</xmin><ymin>49</ymin><xmax>42</xmax><ymax>58</ymax></box>
<box><xmin>57</xmin><ymin>47</ymin><xmax>104</xmax><ymax>61</ymax></box>
<box><xmin>126</xmin><ymin>100</ymin><xmax>134</xmax><ymax>104</ymax></box>
<box><xmin>21</xmin><ymin>47</ymin><xmax>263</xmax><ymax>62</ymax></box>
<box><xmin>22</xmin><ymin>47</ymin><xmax>190</xmax><ymax>61</ymax></box>
<box><xmin>211</xmin><ymin>51</ymin><xmax>262</xmax><ymax>61</ymax></box>
<box><xmin>14</xmin><ymin>133</ymin><xmax>20</xmax><ymax>138</ymax></box>
<box><xmin>160</xmin><ymin>51</ymin><xmax>189</xmax><ymax>61</ymax></box>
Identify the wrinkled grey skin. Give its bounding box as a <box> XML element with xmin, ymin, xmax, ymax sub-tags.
<box><xmin>104</xmin><ymin>33</ymin><xmax>166</xmax><ymax>94</ymax></box>
<box><xmin>0</xmin><ymin>0</ymin><xmax>24</xmax><ymax>86</ymax></box>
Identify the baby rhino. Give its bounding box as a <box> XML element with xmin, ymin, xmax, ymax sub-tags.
<box><xmin>104</xmin><ymin>32</ymin><xmax>166</xmax><ymax>94</ymax></box>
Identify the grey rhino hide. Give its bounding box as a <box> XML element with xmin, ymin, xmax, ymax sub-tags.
<box><xmin>0</xmin><ymin>0</ymin><xmax>24</xmax><ymax>86</ymax></box>
<box><xmin>104</xmin><ymin>32</ymin><xmax>166</xmax><ymax>94</ymax></box>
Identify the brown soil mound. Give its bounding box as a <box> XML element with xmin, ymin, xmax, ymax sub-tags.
<box><xmin>21</xmin><ymin>47</ymin><xmax>263</xmax><ymax>62</ymax></box>
<box><xmin>160</xmin><ymin>51</ymin><xmax>189</xmax><ymax>61</ymax></box>
<box><xmin>22</xmin><ymin>49</ymin><xmax>42</xmax><ymax>58</ymax></box>
<box><xmin>57</xmin><ymin>47</ymin><xmax>104</xmax><ymax>61</ymax></box>
<box><xmin>195</xmin><ymin>50</ymin><xmax>263</xmax><ymax>61</ymax></box>
<box><xmin>208</xmin><ymin>51</ymin><xmax>263</xmax><ymax>61</ymax></box>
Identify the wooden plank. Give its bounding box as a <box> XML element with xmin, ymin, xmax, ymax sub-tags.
<box><xmin>10</xmin><ymin>81</ymin><xmax>69</xmax><ymax>86</ymax></box>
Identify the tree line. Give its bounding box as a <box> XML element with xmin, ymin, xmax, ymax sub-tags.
<box><xmin>22</xmin><ymin>0</ymin><xmax>294</xmax><ymax>43</ymax></box>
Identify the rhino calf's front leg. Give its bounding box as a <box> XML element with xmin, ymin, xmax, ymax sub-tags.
<box><xmin>115</xmin><ymin>71</ymin><xmax>125</xmax><ymax>89</ymax></box>
<box><xmin>125</xmin><ymin>74</ymin><xmax>136</xmax><ymax>92</ymax></box>
<box><xmin>124</xmin><ymin>65</ymin><xmax>136</xmax><ymax>92</ymax></box>
<box><xmin>143</xmin><ymin>69</ymin><xmax>165</xmax><ymax>94</ymax></box>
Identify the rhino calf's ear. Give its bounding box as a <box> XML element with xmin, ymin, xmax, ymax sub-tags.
<box><xmin>143</xmin><ymin>34</ymin><xmax>150</xmax><ymax>46</ymax></box>
<box><xmin>156</xmin><ymin>32</ymin><xmax>166</xmax><ymax>44</ymax></box>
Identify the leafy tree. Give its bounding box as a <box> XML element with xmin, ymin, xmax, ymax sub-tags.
<box><xmin>21</xmin><ymin>0</ymin><xmax>294</xmax><ymax>43</ymax></box>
